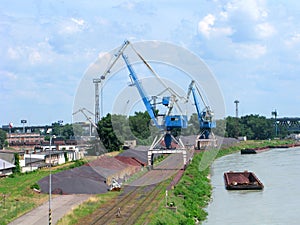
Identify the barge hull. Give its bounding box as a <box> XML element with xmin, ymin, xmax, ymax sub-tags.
<box><xmin>224</xmin><ymin>171</ymin><xmax>264</xmax><ymax>190</ymax></box>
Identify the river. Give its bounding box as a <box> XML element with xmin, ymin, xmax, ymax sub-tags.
<box><xmin>203</xmin><ymin>147</ymin><xmax>300</xmax><ymax>225</ymax></box>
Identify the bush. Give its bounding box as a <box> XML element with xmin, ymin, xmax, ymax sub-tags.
<box><xmin>30</xmin><ymin>183</ymin><xmax>40</xmax><ymax>190</ymax></box>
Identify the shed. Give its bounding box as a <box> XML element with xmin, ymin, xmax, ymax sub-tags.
<box><xmin>0</xmin><ymin>158</ymin><xmax>15</xmax><ymax>176</ymax></box>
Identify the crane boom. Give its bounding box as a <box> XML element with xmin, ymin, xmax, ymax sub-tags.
<box><xmin>187</xmin><ymin>80</ymin><xmax>216</xmax><ymax>139</ymax></box>
<box><xmin>73</xmin><ymin>108</ymin><xmax>97</xmax><ymax>128</ymax></box>
<box><xmin>121</xmin><ymin>53</ymin><xmax>161</xmax><ymax>129</ymax></box>
<box><xmin>101</xmin><ymin>40</ymin><xmax>130</xmax><ymax>80</ymax></box>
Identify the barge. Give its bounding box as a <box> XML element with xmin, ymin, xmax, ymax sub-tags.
<box><xmin>224</xmin><ymin>171</ymin><xmax>264</xmax><ymax>190</ymax></box>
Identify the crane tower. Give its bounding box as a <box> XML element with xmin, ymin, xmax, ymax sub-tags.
<box><xmin>93</xmin><ymin>78</ymin><xmax>101</xmax><ymax>124</ymax></box>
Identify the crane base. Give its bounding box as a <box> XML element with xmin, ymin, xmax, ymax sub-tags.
<box><xmin>147</xmin><ymin>149</ymin><xmax>187</xmax><ymax>167</ymax></box>
<box><xmin>147</xmin><ymin>133</ymin><xmax>187</xmax><ymax>167</ymax></box>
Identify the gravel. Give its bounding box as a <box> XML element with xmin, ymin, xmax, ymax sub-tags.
<box><xmin>38</xmin><ymin>165</ymin><xmax>109</xmax><ymax>194</ymax></box>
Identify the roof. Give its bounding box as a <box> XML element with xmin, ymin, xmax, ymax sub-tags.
<box><xmin>0</xmin><ymin>149</ymin><xmax>24</xmax><ymax>154</ymax></box>
<box><xmin>115</xmin><ymin>156</ymin><xmax>144</xmax><ymax>166</ymax></box>
<box><xmin>0</xmin><ymin>158</ymin><xmax>15</xmax><ymax>170</ymax></box>
<box><xmin>38</xmin><ymin>151</ymin><xmax>67</xmax><ymax>156</ymax></box>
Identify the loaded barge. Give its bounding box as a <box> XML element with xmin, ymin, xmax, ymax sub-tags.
<box><xmin>224</xmin><ymin>171</ymin><xmax>264</xmax><ymax>190</ymax></box>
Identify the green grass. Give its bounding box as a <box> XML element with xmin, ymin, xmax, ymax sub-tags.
<box><xmin>56</xmin><ymin>192</ymin><xmax>119</xmax><ymax>225</ymax></box>
<box><xmin>0</xmin><ymin>159</ymin><xmax>87</xmax><ymax>225</ymax></box>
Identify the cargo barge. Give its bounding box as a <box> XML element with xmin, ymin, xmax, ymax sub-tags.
<box><xmin>224</xmin><ymin>171</ymin><xmax>264</xmax><ymax>190</ymax></box>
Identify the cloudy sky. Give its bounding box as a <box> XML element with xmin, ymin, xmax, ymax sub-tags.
<box><xmin>1</xmin><ymin>0</ymin><xmax>300</xmax><ymax>126</ymax></box>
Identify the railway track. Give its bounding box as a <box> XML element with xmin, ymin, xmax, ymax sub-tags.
<box><xmin>77</xmin><ymin>152</ymin><xmax>194</xmax><ymax>225</ymax></box>
<box><xmin>78</xmin><ymin>183</ymin><xmax>165</xmax><ymax>225</ymax></box>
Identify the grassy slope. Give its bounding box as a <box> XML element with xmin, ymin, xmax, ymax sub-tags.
<box><xmin>0</xmin><ymin>160</ymin><xmax>86</xmax><ymax>225</ymax></box>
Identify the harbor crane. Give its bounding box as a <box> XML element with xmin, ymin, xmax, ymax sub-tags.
<box><xmin>187</xmin><ymin>80</ymin><xmax>217</xmax><ymax>149</ymax></box>
<box><xmin>98</xmin><ymin>40</ymin><xmax>216</xmax><ymax>166</ymax></box>
<box><xmin>72</xmin><ymin>108</ymin><xmax>97</xmax><ymax>136</ymax></box>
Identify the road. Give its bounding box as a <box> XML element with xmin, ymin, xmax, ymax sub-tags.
<box><xmin>8</xmin><ymin>194</ymin><xmax>91</xmax><ymax>225</ymax></box>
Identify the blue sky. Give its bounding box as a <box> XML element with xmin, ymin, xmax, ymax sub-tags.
<box><xmin>1</xmin><ymin>0</ymin><xmax>300</xmax><ymax>126</ymax></box>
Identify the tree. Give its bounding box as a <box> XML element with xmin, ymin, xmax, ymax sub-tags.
<box><xmin>0</xmin><ymin>129</ymin><xmax>6</xmax><ymax>149</ymax></box>
<box><xmin>213</xmin><ymin>119</ymin><xmax>226</xmax><ymax>137</ymax></box>
<box><xmin>182</xmin><ymin>113</ymin><xmax>199</xmax><ymax>136</ymax></box>
<box><xmin>72</xmin><ymin>123</ymin><xmax>85</xmax><ymax>137</ymax></box>
<box><xmin>239</xmin><ymin>114</ymin><xmax>273</xmax><ymax>139</ymax></box>
<box><xmin>97</xmin><ymin>113</ymin><xmax>123</xmax><ymax>152</ymax></box>
<box><xmin>225</xmin><ymin>116</ymin><xmax>239</xmax><ymax>138</ymax></box>
<box><xmin>225</xmin><ymin>114</ymin><xmax>275</xmax><ymax>140</ymax></box>
<box><xmin>61</xmin><ymin>124</ymin><xmax>74</xmax><ymax>139</ymax></box>
<box><xmin>111</xmin><ymin>114</ymin><xmax>133</xmax><ymax>143</ymax></box>
<box><xmin>129</xmin><ymin>111</ymin><xmax>151</xmax><ymax>140</ymax></box>
<box><xmin>13</xmin><ymin>153</ymin><xmax>21</xmax><ymax>174</ymax></box>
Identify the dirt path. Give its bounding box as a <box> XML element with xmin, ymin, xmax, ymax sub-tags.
<box><xmin>8</xmin><ymin>194</ymin><xmax>91</xmax><ymax>225</ymax></box>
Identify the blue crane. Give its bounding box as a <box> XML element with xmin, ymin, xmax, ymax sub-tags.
<box><xmin>122</xmin><ymin>53</ymin><xmax>188</xmax><ymax>149</ymax></box>
<box><xmin>187</xmin><ymin>80</ymin><xmax>216</xmax><ymax>149</ymax></box>
<box><xmin>121</xmin><ymin>54</ymin><xmax>161</xmax><ymax>129</ymax></box>
<box><xmin>99</xmin><ymin>40</ymin><xmax>187</xmax><ymax>150</ymax></box>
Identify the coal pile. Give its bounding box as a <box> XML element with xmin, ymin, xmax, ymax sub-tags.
<box><xmin>38</xmin><ymin>165</ymin><xmax>109</xmax><ymax>194</ymax></box>
<box><xmin>118</xmin><ymin>147</ymin><xmax>149</xmax><ymax>164</ymax></box>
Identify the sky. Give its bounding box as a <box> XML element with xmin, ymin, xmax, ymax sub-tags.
<box><xmin>1</xmin><ymin>0</ymin><xmax>300</xmax><ymax>127</ymax></box>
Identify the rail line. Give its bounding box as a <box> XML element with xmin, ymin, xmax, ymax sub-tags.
<box><xmin>77</xmin><ymin>153</ymin><xmax>193</xmax><ymax>225</ymax></box>
<box><xmin>88</xmin><ymin>186</ymin><xmax>143</xmax><ymax>225</ymax></box>
<box><xmin>86</xmin><ymin>183</ymin><xmax>164</xmax><ymax>225</ymax></box>
<box><xmin>121</xmin><ymin>183</ymin><xmax>165</xmax><ymax>225</ymax></box>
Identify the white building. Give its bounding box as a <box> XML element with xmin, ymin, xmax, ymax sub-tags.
<box><xmin>0</xmin><ymin>159</ymin><xmax>15</xmax><ymax>176</ymax></box>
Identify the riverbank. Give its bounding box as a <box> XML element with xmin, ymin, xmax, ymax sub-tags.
<box><xmin>148</xmin><ymin>139</ymin><xmax>296</xmax><ymax>224</ymax></box>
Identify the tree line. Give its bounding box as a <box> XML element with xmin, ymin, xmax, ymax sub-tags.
<box><xmin>0</xmin><ymin>112</ymin><xmax>287</xmax><ymax>151</ymax></box>
<box><xmin>96</xmin><ymin>112</ymin><xmax>286</xmax><ymax>151</ymax></box>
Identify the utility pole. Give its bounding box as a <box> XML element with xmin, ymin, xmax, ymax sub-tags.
<box><xmin>234</xmin><ymin>100</ymin><xmax>239</xmax><ymax>138</ymax></box>
<box><xmin>93</xmin><ymin>79</ymin><xmax>101</xmax><ymax>124</ymax></box>
<box><xmin>49</xmin><ymin>135</ymin><xmax>56</xmax><ymax>225</ymax></box>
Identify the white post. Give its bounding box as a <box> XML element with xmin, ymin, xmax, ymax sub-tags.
<box><xmin>49</xmin><ymin>135</ymin><xmax>55</xmax><ymax>225</ymax></box>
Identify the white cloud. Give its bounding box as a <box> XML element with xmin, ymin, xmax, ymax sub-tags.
<box><xmin>28</xmin><ymin>50</ymin><xmax>42</xmax><ymax>64</ymax></box>
<box><xmin>285</xmin><ymin>33</ymin><xmax>300</xmax><ymax>47</ymax></box>
<box><xmin>7</xmin><ymin>47</ymin><xmax>21</xmax><ymax>60</ymax></box>
<box><xmin>225</xmin><ymin>0</ymin><xmax>268</xmax><ymax>21</ymax></box>
<box><xmin>0</xmin><ymin>70</ymin><xmax>17</xmax><ymax>80</ymax></box>
<box><xmin>198</xmin><ymin>14</ymin><xmax>215</xmax><ymax>38</ymax></box>
<box><xmin>96</xmin><ymin>17</ymin><xmax>109</xmax><ymax>26</ymax></box>
<box><xmin>71</xmin><ymin>18</ymin><xmax>85</xmax><ymax>26</ymax></box>
<box><xmin>198</xmin><ymin>14</ymin><xmax>233</xmax><ymax>39</ymax></box>
<box><xmin>234</xmin><ymin>43</ymin><xmax>266</xmax><ymax>59</ymax></box>
<box><xmin>59</xmin><ymin>17</ymin><xmax>87</xmax><ymax>35</ymax></box>
<box><xmin>6</xmin><ymin>40</ymin><xmax>55</xmax><ymax>65</ymax></box>
<box><xmin>255</xmin><ymin>22</ymin><xmax>276</xmax><ymax>39</ymax></box>
<box><xmin>119</xmin><ymin>2</ymin><xmax>136</xmax><ymax>10</ymax></box>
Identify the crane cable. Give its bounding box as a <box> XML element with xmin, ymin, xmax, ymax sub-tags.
<box><xmin>195</xmin><ymin>85</ymin><xmax>209</xmax><ymax>109</ymax></box>
<box><xmin>129</xmin><ymin>44</ymin><xmax>187</xmax><ymax>101</ymax></box>
<box><xmin>129</xmin><ymin>43</ymin><xmax>187</xmax><ymax>115</ymax></box>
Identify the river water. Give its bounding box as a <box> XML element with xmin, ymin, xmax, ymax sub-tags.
<box><xmin>203</xmin><ymin>147</ymin><xmax>300</xmax><ymax>225</ymax></box>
